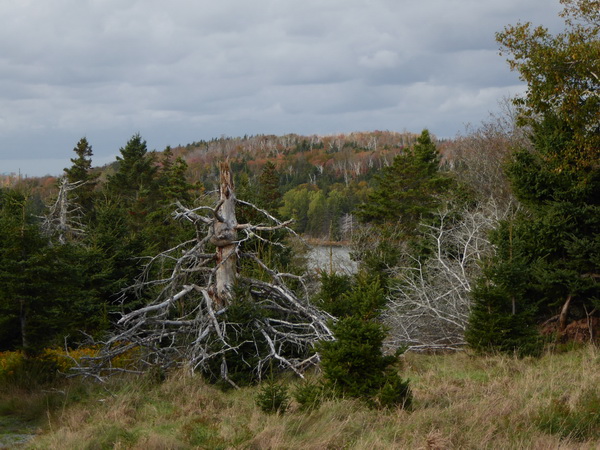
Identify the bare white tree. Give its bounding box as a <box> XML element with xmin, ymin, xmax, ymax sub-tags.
<box><xmin>383</xmin><ymin>199</ymin><xmax>516</xmax><ymax>352</ymax></box>
<box><xmin>41</xmin><ymin>177</ymin><xmax>86</xmax><ymax>244</ymax></box>
<box><xmin>74</xmin><ymin>162</ymin><xmax>333</xmax><ymax>386</ymax></box>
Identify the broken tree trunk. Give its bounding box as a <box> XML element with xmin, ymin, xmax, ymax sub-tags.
<box><xmin>559</xmin><ymin>294</ymin><xmax>573</xmax><ymax>334</ymax></box>
<box><xmin>211</xmin><ymin>162</ymin><xmax>238</xmax><ymax>306</ymax></box>
<box><xmin>72</xmin><ymin>161</ymin><xmax>334</xmax><ymax>385</ymax></box>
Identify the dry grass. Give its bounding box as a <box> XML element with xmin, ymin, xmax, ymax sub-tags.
<box><xmin>21</xmin><ymin>344</ymin><xmax>600</xmax><ymax>449</ymax></box>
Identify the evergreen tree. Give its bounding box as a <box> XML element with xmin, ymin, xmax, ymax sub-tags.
<box><xmin>354</xmin><ymin>130</ymin><xmax>453</xmax><ymax>282</ymax></box>
<box><xmin>357</xmin><ymin>129</ymin><xmax>451</xmax><ymax>233</ymax></box>
<box><xmin>0</xmin><ymin>189</ymin><xmax>107</xmax><ymax>353</ymax></box>
<box><xmin>317</xmin><ymin>272</ymin><xmax>412</xmax><ymax>408</ymax></box>
<box><xmin>106</xmin><ymin>134</ymin><xmax>159</xmax><ymax>228</ymax></box>
<box><xmin>107</xmin><ymin>134</ymin><xmax>157</xmax><ymax>198</ymax></box>
<box><xmin>64</xmin><ymin>137</ymin><xmax>98</xmax><ymax>214</ymax></box>
<box><xmin>158</xmin><ymin>149</ymin><xmax>195</xmax><ymax>205</ymax></box>
<box><xmin>86</xmin><ymin>196</ymin><xmax>147</xmax><ymax>313</ymax></box>
<box><xmin>257</xmin><ymin>161</ymin><xmax>281</xmax><ymax>212</ymax></box>
<box><xmin>64</xmin><ymin>137</ymin><xmax>94</xmax><ymax>184</ymax></box>
<box><xmin>467</xmin><ymin>1</ymin><xmax>600</xmax><ymax>353</ymax></box>
<box><xmin>147</xmin><ymin>149</ymin><xmax>200</xmax><ymax>252</ymax></box>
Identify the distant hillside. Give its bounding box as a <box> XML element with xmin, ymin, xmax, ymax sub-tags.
<box><xmin>2</xmin><ymin>130</ymin><xmax>441</xmax><ymax>203</ymax></box>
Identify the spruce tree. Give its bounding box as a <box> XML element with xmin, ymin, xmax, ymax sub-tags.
<box><xmin>64</xmin><ymin>137</ymin><xmax>94</xmax><ymax>183</ymax></box>
<box><xmin>64</xmin><ymin>137</ymin><xmax>98</xmax><ymax>214</ymax></box>
<box><xmin>317</xmin><ymin>272</ymin><xmax>412</xmax><ymax>408</ymax></box>
<box><xmin>357</xmin><ymin>129</ymin><xmax>451</xmax><ymax>232</ymax></box>
<box><xmin>0</xmin><ymin>189</ymin><xmax>107</xmax><ymax>352</ymax></box>
<box><xmin>105</xmin><ymin>133</ymin><xmax>160</xmax><ymax>236</ymax></box>
<box><xmin>467</xmin><ymin>1</ymin><xmax>600</xmax><ymax>353</ymax></box>
<box><xmin>147</xmin><ymin>149</ymin><xmax>199</xmax><ymax>252</ymax></box>
<box><xmin>106</xmin><ymin>134</ymin><xmax>158</xmax><ymax>207</ymax></box>
<box><xmin>257</xmin><ymin>161</ymin><xmax>281</xmax><ymax>212</ymax></box>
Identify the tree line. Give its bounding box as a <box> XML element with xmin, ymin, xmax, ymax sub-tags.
<box><xmin>0</xmin><ymin>0</ymin><xmax>597</xmax><ymax>394</ymax></box>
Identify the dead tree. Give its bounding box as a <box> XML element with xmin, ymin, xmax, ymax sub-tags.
<box><xmin>74</xmin><ymin>162</ymin><xmax>334</xmax><ymax>386</ymax></box>
<box><xmin>41</xmin><ymin>177</ymin><xmax>86</xmax><ymax>244</ymax></box>
<box><xmin>383</xmin><ymin>199</ymin><xmax>515</xmax><ymax>352</ymax></box>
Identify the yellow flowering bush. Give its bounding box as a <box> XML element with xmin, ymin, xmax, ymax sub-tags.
<box><xmin>0</xmin><ymin>345</ymin><xmax>143</xmax><ymax>386</ymax></box>
<box><xmin>0</xmin><ymin>350</ymin><xmax>25</xmax><ymax>378</ymax></box>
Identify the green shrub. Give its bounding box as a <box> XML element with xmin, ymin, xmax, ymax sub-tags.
<box><xmin>255</xmin><ymin>379</ymin><xmax>290</xmax><ymax>415</ymax></box>
<box><xmin>465</xmin><ymin>283</ymin><xmax>543</xmax><ymax>357</ymax></box>
<box><xmin>317</xmin><ymin>272</ymin><xmax>412</xmax><ymax>409</ymax></box>
<box><xmin>376</xmin><ymin>372</ymin><xmax>412</xmax><ymax>410</ymax></box>
<box><xmin>293</xmin><ymin>380</ymin><xmax>328</xmax><ymax>411</ymax></box>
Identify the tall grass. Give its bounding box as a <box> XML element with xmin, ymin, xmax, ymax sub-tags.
<box><xmin>10</xmin><ymin>344</ymin><xmax>600</xmax><ymax>449</ymax></box>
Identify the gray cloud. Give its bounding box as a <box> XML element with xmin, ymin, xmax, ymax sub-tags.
<box><xmin>0</xmin><ymin>0</ymin><xmax>564</xmax><ymax>176</ymax></box>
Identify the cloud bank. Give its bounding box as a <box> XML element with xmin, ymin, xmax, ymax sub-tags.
<box><xmin>0</xmin><ymin>0</ymin><xmax>563</xmax><ymax>175</ymax></box>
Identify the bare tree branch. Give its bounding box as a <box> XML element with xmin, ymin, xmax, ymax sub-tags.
<box><xmin>383</xmin><ymin>198</ymin><xmax>516</xmax><ymax>352</ymax></box>
<box><xmin>41</xmin><ymin>177</ymin><xmax>87</xmax><ymax>244</ymax></box>
<box><xmin>74</xmin><ymin>162</ymin><xmax>334</xmax><ymax>383</ymax></box>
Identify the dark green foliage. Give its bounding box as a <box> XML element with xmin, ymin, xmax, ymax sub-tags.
<box><xmin>337</xmin><ymin>272</ymin><xmax>387</xmax><ymax>320</ymax></box>
<box><xmin>376</xmin><ymin>372</ymin><xmax>412</xmax><ymax>409</ymax></box>
<box><xmin>0</xmin><ymin>189</ymin><xmax>109</xmax><ymax>353</ymax></box>
<box><xmin>201</xmin><ymin>290</ymin><xmax>311</xmax><ymax>388</ymax></box>
<box><xmin>357</xmin><ymin>129</ymin><xmax>451</xmax><ymax>233</ymax></box>
<box><xmin>467</xmin><ymin>114</ymin><xmax>599</xmax><ymax>354</ymax></box>
<box><xmin>465</xmin><ymin>283</ymin><xmax>543</xmax><ymax>357</ymax></box>
<box><xmin>317</xmin><ymin>273</ymin><xmax>412</xmax><ymax>408</ymax></box>
<box><xmin>106</xmin><ymin>134</ymin><xmax>157</xmax><ymax>201</ymax></box>
<box><xmin>351</xmin><ymin>225</ymin><xmax>404</xmax><ymax>288</ymax></box>
<box><xmin>64</xmin><ymin>137</ymin><xmax>93</xmax><ymax>181</ymax></box>
<box><xmin>203</xmin><ymin>298</ymin><xmax>267</xmax><ymax>387</ymax></box>
<box><xmin>255</xmin><ymin>379</ymin><xmax>290</xmax><ymax>415</ymax></box>
<box><xmin>63</xmin><ymin>137</ymin><xmax>98</xmax><ymax>214</ymax></box>
<box><xmin>314</xmin><ymin>271</ymin><xmax>352</xmax><ymax>317</ymax></box>
<box><xmin>257</xmin><ymin>161</ymin><xmax>282</xmax><ymax>212</ymax></box>
<box><xmin>354</xmin><ymin>130</ymin><xmax>453</xmax><ymax>287</ymax></box>
<box><xmin>146</xmin><ymin>148</ymin><xmax>200</xmax><ymax>252</ymax></box>
<box><xmin>316</xmin><ymin>271</ymin><xmax>386</xmax><ymax>320</ymax></box>
<box><xmin>157</xmin><ymin>147</ymin><xmax>198</xmax><ymax>206</ymax></box>
<box><xmin>292</xmin><ymin>380</ymin><xmax>328</xmax><ymax>411</ymax></box>
<box><xmin>86</xmin><ymin>197</ymin><xmax>147</xmax><ymax>313</ymax></box>
<box><xmin>105</xmin><ymin>134</ymin><xmax>160</xmax><ymax>236</ymax></box>
<box><xmin>469</xmin><ymin>3</ymin><xmax>600</xmax><ymax>354</ymax></box>
<box><xmin>318</xmin><ymin>316</ymin><xmax>395</xmax><ymax>398</ymax></box>
<box><xmin>536</xmin><ymin>390</ymin><xmax>600</xmax><ymax>441</ymax></box>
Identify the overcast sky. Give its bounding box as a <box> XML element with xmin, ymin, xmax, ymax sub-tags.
<box><xmin>1</xmin><ymin>0</ymin><xmax>564</xmax><ymax>177</ymax></box>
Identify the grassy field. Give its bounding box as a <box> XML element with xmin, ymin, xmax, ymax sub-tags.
<box><xmin>3</xmin><ymin>344</ymin><xmax>599</xmax><ymax>449</ymax></box>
